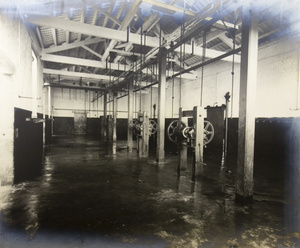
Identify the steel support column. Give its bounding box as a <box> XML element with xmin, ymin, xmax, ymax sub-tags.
<box><xmin>103</xmin><ymin>93</ymin><xmax>108</xmax><ymax>140</ymax></box>
<box><xmin>236</xmin><ymin>5</ymin><xmax>258</xmax><ymax>204</ymax></box>
<box><xmin>112</xmin><ymin>92</ymin><xmax>117</xmax><ymax>154</ymax></box>
<box><xmin>194</xmin><ymin>106</ymin><xmax>204</xmax><ymax>176</ymax></box>
<box><xmin>43</xmin><ymin>85</ymin><xmax>46</xmax><ymax>146</ymax></box>
<box><xmin>127</xmin><ymin>76</ymin><xmax>134</xmax><ymax>152</ymax></box>
<box><xmin>156</xmin><ymin>47</ymin><xmax>166</xmax><ymax>163</ymax></box>
<box><xmin>178</xmin><ymin>107</ymin><xmax>187</xmax><ymax>173</ymax></box>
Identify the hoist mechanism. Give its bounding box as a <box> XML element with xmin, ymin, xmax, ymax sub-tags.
<box><xmin>128</xmin><ymin>111</ymin><xmax>157</xmax><ymax>157</ymax></box>
<box><xmin>166</xmin><ymin>106</ymin><xmax>214</xmax><ymax>179</ymax></box>
<box><xmin>129</xmin><ymin>116</ymin><xmax>157</xmax><ymax>137</ymax></box>
<box><xmin>167</xmin><ymin>120</ymin><xmax>214</xmax><ymax>148</ymax></box>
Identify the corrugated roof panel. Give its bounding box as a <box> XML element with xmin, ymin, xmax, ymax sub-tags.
<box><xmin>85</xmin><ymin>6</ymin><xmax>97</xmax><ymax>25</ymax></box>
<box><xmin>69</xmin><ymin>32</ymin><xmax>79</xmax><ymax>43</ymax></box>
<box><xmin>40</xmin><ymin>26</ymin><xmax>54</xmax><ymax>48</ymax></box>
<box><xmin>56</xmin><ymin>29</ymin><xmax>66</xmax><ymax>45</ymax></box>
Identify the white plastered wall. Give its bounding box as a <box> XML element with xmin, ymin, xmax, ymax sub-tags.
<box><xmin>0</xmin><ymin>10</ymin><xmax>43</xmax><ymax>185</ymax></box>
<box><xmin>140</xmin><ymin>37</ymin><xmax>300</xmax><ymax>119</ymax></box>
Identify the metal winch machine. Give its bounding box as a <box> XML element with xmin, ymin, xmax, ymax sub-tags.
<box><xmin>167</xmin><ymin>106</ymin><xmax>214</xmax><ymax>179</ymax></box>
<box><xmin>129</xmin><ymin>111</ymin><xmax>157</xmax><ymax>157</ymax></box>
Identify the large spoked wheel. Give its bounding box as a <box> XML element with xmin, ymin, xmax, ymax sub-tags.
<box><xmin>167</xmin><ymin>120</ymin><xmax>186</xmax><ymax>143</ymax></box>
<box><xmin>149</xmin><ymin>120</ymin><xmax>157</xmax><ymax>135</ymax></box>
<box><xmin>129</xmin><ymin>119</ymin><xmax>141</xmax><ymax>136</ymax></box>
<box><xmin>204</xmin><ymin>120</ymin><xmax>214</xmax><ymax>145</ymax></box>
<box><xmin>128</xmin><ymin>119</ymin><xmax>138</xmax><ymax>129</ymax></box>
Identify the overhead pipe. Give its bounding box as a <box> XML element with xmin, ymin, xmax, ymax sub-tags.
<box><xmin>108</xmin><ymin>1</ymin><xmax>242</xmax><ymax>93</ymax></box>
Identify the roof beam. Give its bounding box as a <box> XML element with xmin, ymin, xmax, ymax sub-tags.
<box><xmin>24</xmin><ymin>14</ymin><xmax>159</xmax><ymax>47</ymax></box>
<box><xmin>66</xmin><ymin>12</ymin><xmax>70</xmax><ymax>43</ymax></box>
<box><xmin>142</xmin><ymin>0</ymin><xmax>196</xmax><ymax>17</ymax></box>
<box><xmin>41</xmin><ymin>54</ymin><xmax>196</xmax><ymax>80</ymax></box>
<box><xmin>165</xmin><ymin>2</ymin><xmax>242</xmax><ymax>55</ymax></box>
<box><xmin>35</xmin><ymin>26</ymin><xmax>44</xmax><ymax>49</ymax></box>
<box><xmin>42</xmin><ymin>37</ymin><xmax>104</xmax><ymax>54</ymax></box>
<box><xmin>25</xmin><ymin>14</ymin><xmax>239</xmax><ymax>62</ymax></box>
<box><xmin>42</xmin><ymin>54</ymin><xmax>126</xmax><ymax>70</ymax></box>
<box><xmin>101</xmin><ymin>0</ymin><xmax>142</xmax><ymax>62</ymax></box>
<box><xmin>78</xmin><ymin>7</ymin><xmax>86</xmax><ymax>41</ymax></box>
<box><xmin>50</xmin><ymin>83</ymin><xmax>107</xmax><ymax>92</ymax></box>
<box><xmin>102</xmin><ymin>0</ymin><xmax>116</xmax><ymax>27</ymax></box>
<box><xmin>110</xmin><ymin>49</ymin><xmax>140</xmax><ymax>57</ymax></box>
<box><xmin>81</xmin><ymin>45</ymin><xmax>103</xmax><ymax>59</ymax></box>
<box><xmin>114</xmin><ymin>12</ymin><xmax>160</xmax><ymax>63</ymax></box>
<box><xmin>43</xmin><ymin>68</ymin><xmax>118</xmax><ymax>81</ymax></box>
<box><xmin>196</xmin><ymin>29</ymin><xmax>225</xmax><ymax>46</ymax></box>
<box><xmin>218</xmin><ymin>33</ymin><xmax>238</xmax><ymax>49</ymax></box>
<box><xmin>86</xmin><ymin>9</ymin><xmax>99</xmax><ymax>40</ymax></box>
<box><xmin>89</xmin><ymin>3</ymin><xmax>121</xmax><ymax>27</ymax></box>
<box><xmin>51</xmin><ymin>28</ymin><xmax>57</xmax><ymax>46</ymax></box>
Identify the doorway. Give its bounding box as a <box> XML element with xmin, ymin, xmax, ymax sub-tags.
<box><xmin>74</xmin><ymin>111</ymin><xmax>87</xmax><ymax>134</ymax></box>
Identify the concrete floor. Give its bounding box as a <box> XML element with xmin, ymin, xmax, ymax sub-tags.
<box><xmin>0</xmin><ymin>135</ymin><xmax>299</xmax><ymax>248</ymax></box>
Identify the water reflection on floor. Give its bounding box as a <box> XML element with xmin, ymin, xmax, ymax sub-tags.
<box><xmin>0</xmin><ymin>135</ymin><xmax>299</xmax><ymax>247</ymax></box>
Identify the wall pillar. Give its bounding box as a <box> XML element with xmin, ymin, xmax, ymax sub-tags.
<box><xmin>156</xmin><ymin>47</ymin><xmax>167</xmax><ymax>163</ymax></box>
<box><xmin>0</xmin><ymin>73</ymin><xmax>14</xmax><ymax>185</ymax></box>
<box><xmin>127</xmin><ymin>76</ymin><xmax>134</xmax><ymax>152</ymax></box>
<box><xmin>236</xmin><ymin>5</ymin><xmax>258</xmax><ymax>204</ymax></box>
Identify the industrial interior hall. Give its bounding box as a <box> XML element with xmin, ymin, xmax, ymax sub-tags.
<box><xmin>0</xmin><ymin>0</ymin><xmax>300</xmax><ymax>247</ymax></box>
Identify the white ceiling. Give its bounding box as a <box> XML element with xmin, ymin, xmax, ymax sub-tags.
<box><xmin>2</xmin><ymin>0</ymin><xmax>300</xmax><ymax>94</ymax></box>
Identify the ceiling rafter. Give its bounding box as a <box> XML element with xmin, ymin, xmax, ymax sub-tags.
<box><xmin>141</xmin><ymin>0</ymin><xmax>196</xmax><ymax>16</ymax></box>
<box><xmin>87</xmin><ymin>8</ymin><xmax>99</xmax><ymax>40</ymax></box>
<box><xmin>101</xmin><ymin>0</ymin><xmax>142</xmax><ymax>62</ymax></box>
<box><xmin>103</xmin><ymin>0</ymin><xmax>116</xmax><ymax>27</ymax></box>
<box><xmin>66</xmin><ymin>12</ymin><xmax>70</xmax><ymax>44</ymax></box>
<box><xmin>196</xmin><ymin>29</ymin><xmax>226</xmax><ymax>46</ymax></box>
<box><xmin>218</xmin><ymin>32</ymin><xmax>237</xmax><ymax>49</ymax></box>
<box><xmin>42</xmin><ymin>37</ymin><xmax>104</xmax><ymax>54</ymax></box>
<box><xmin>41</xmin><ymin>54</ymin><xmax>196</xmax><ymax>80</ymax></box>
<box><xmin>78</xmin><ymin>7</ymin><xmax>86</xmax><ymax>41</ymax></box>
<box><xmin>50</xmin><ymin>82</ymin><xmax>107</xmax><ymax>92</ymax></box>
<box><xmin>81</xmin><ymin>45</ymin><xmax>103</xmax><ymax>59</ymax></box>
<box><xmin>25</xmin><ymin>14</ymin><xmax>238</xmax><ymax>63</ymax></box>
<box><xmin>111</xmin><ymin>1</ymin><xmax>126</xmax><ymax>30</ymax></box>
<box><xmin>89</xmin><ymin>2</ymin><xmax>121</xmax><ymax>27</ymax></box>
<box><xmin>35</xmin><ymin>26</ymin><xmax>44</xmax><ymax>49</ymax></box>
<box><xmin>51</xmin><ymin>28</ymin><xmax>57</xmax><ymax>46</ymax></box>
<box><xmin>114</xmin><ymin>12</ymin><xmax>160</xmax><ymax>64</ymax></box>
<box><xmin>44</xmin><ymin>68</ymin><xmax>122</xmax><ymax>82</ymax></box>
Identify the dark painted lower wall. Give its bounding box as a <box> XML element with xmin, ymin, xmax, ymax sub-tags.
<box><xmin>86</xmin><ymin>118</ymin><xmax>101</xmax><ymax>137</ymax></box>
<box><xmin>117</xmin><ymin>119</ymin><xmax>128</xmax><ymax>140</ymax></box>
<box><xmin>45</xmin><ymin>117</ymin><xmax>52</xmax><ymax>144</ymax></box>
<box><xmin>53</xmin><ymin>117</ymin><xmax>74</xmax><ymax>135</ymax></box>
<box><xmin>14</xmin><ymin>108</ymin><xmax>43</xmax><ymax>183</ymax></box>
<box><xmin>284</xmin><ymin>118</ymin><xmax>300</xmax><ymax>232</ymax></box>
<box><xmin>52</xmin><ymin>115</ymin><xmax>298</xmax><ymax>164</ymax></box>
<box><xmin>225</xmin><ymin>117</ymin><xmax>299</xmax><ymax>163</ymax></box>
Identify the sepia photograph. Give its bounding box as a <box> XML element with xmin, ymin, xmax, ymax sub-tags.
<box><xmin>0</xmin><ymin>0</ymin><xmax>300</xmax><ymax>247</ymax></box>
